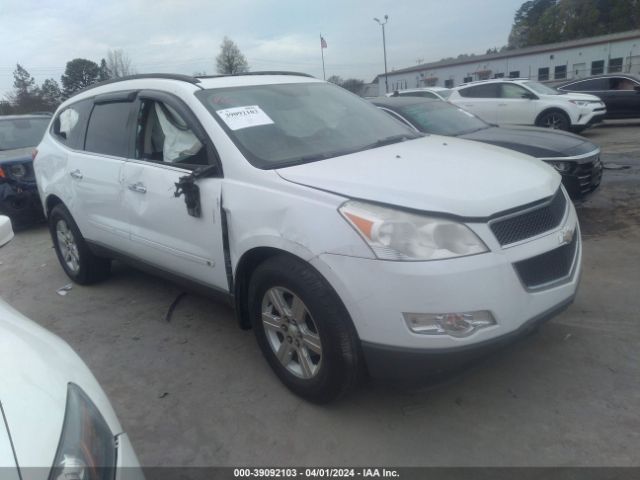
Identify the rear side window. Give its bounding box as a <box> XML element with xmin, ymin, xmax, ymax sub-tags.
<box><xmin>500</xmin><ymin>83</ymin><xmax>530</xmax><ymax>99</ymax></box>
<box><xmin>51</xmin><ymin>99</ymin><xmax>92</xmax><ymax>149</ymax></box>
<box><xmin>561</xmin><ymin>79</ymin><xmax>607</xmax><ymax>91</ymax></box>
<box><xmin>85</xmin><ymin>102</ymin><xmax>132</xmax><ymax>157</ymax></box>
<box><xmin>458</xmin><ymin>84</ymin><xmax>499</xmax><ymax>98</ymax></box>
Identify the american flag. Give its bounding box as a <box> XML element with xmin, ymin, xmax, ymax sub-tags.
<box><xmin>320</xmin><ymin>36</ymin><xmax>327</xmax><ymax>49</ymax></box>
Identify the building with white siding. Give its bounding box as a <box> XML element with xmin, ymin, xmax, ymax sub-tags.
<box><xmin>374</xmin><ymin>30</ymin><xmax>640</xmax><ymax>96</ymax></box>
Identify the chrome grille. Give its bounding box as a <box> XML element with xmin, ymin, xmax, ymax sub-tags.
<box><xmin>490</xmin><ymin>189</ymin><xmax>567</xmax><ymax>246</ymax></box>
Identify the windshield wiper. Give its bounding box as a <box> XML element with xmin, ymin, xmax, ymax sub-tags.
<box><xmin>368</xmin><ymin>133</ymin><xmax>421</xmax><ymax>148</ymax></box>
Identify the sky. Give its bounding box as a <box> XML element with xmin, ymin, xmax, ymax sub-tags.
<box><xmin>0</xmin><ymin>0</ymin><xmax>525</xmax><ymax>96</ymax></box>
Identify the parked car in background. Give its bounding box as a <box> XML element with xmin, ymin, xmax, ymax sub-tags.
<box><xmin>448</xmin><ymin>79</ymin><xmax>606</xmax><ymax>132</ymax></box>
<box><xmin>557</xmin><ymin>74</ymin><xmax>640</xmax><ymax>119</ymax></box>
<box><xmin>35</xmin><ymin>73</ymin><xmax>581</xmax><ymax>402</ymax></box>
<box><xmin>387</xmin><ymin>87</ymin><xmax>453</xmax><ymax>100</ymax></box>
<box><xmin>372</xmin><ymin>96</ymin><xmax>602</xmax><ymax>199</ymax></box>
<box><xmin>0</xmin><ymin>114</ymin><xmax>50</xmax><ymax>225</ymax></box>
<box><xmin>0</xmin><ymin>215</ymin><xmax>143</xmax><ymax>478</ymax></box>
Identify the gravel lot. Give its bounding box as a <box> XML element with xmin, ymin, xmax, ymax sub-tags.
<box><xmin>1</xmin><ymin>121</ymin><xmax>639</xmax><ymax>467</ymax></box>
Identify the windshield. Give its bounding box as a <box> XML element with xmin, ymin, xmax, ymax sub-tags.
<box><xmin>0</xmin><ymin>117</ymin><xmax>49</xmax><ymax>150</ymax></box>
<box><xmin>523</xmin><ymin>81</ymin><xmax>560</xmax><ymax>95</ymax></box>
<box><xmin>394</xmin><ymin>101</ymin><xmax>489</xmax><ymax>136</ymax></box>
<box><xmin>196</xmin><ymin>82</ymin><xmax>420</xmax><ymax>168</ymax></box>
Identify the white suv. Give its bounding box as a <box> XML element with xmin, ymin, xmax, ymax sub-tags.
<box><xmin>449</xmin><ymin>79</ymin><xmax>606</xmax><ymax>132</ymax></box>
<box><xmin>34</xmin><ymin>73</ymin><xmax>581</xmax><ymax>402</ymax></box>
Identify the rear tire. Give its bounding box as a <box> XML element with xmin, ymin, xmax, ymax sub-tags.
<box><xmin>248</xmin><ymin>255</ymin><xmax>361</xmax><ymax>403</ymax></box>
<box><xmin>49</xmin><ymin>204</ymin><xmax>111</xmax><ymax>285</ymax></box>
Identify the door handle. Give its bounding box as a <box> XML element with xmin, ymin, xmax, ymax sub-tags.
<box><xmin>69</xmin><ymin>169</ymin><xmax>83</xmax><ymax>180</ymax></box>
<box><xmin>128</xmin><ymin>182</ymin><xmax>147</xmax><ymax>194</ymax></box>
<box><xmin>498</xmin><ymin>103</ymin><xmax>507</xmax><ymax>107</ymax></box>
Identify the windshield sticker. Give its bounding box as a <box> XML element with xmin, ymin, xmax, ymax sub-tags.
<box><xmin>216</xmin><ymin>105</ymin><xmax>274</xmax><ymax>130</ymax></box>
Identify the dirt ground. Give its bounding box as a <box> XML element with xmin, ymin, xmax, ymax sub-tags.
<box><xmin>0</xmin><ymin>120</ymin><xmax>638</xmax><ymax>467</ymax></box>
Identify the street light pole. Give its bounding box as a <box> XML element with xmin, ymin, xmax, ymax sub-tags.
<box><xmin>374</xmin><ymin>15</ymin><xmax>389</xmax><ymax>93</ymax></box>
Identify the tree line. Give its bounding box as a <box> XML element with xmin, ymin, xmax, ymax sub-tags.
<box><xmin>509</xmin><ymin>0</ymin><xmax>640</xmax><ymax>49</ymax></box>
<box><xmin>2</xmin><ymin>50</ymin><xmax>135</xmax><ymax>115</ymax></box>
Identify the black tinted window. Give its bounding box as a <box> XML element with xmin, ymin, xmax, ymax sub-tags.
<box><xmin>562</xmin><ymin>79</ymin><xmax>607</xmax><ymax>91</ymax></box>
<box><xmin>458</xmin><ymin>84</ymin><xmax>499</xmax><ymax>98</ymax></box>
<box><xmin>51</xmin><ymin>99</ymin><xmax>92</xmax><ymax>149</ymax></box>
<box><xmin>399</xmin><ymin>91</ymin><xmax>437</xmax><ymax>99</ymax></box>
<box><xmin>85</xmin><ymin>102</ymin><xmax>132</xmax><ymax>157</ymax></box>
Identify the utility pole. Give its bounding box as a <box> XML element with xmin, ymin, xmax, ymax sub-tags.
<box><xmin>374</xmin><ymin>15</ymin><xmax>389</xmax><ymax>93</ymax></box>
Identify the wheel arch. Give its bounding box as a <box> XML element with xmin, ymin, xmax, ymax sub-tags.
<box><xmin>233</xmin><ymin>247</ymin><xmax>312</xmax><ymax>330</ymax></box>
<box><xmin>45</xmin><ymin>194</ymin><xmax>64</xmax><ymax>218</ymax></box>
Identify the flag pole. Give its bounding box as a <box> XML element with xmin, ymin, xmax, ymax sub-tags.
<box><xmin>320</xmin><ymin>34</ymin><xmax>326</xmax><ymax>80</ymax></box>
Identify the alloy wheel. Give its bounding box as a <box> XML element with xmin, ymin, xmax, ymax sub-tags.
<box><xmin>56</xmin><ymin>219</ymin><xmax>80</xmax><ymax>273</ymax></box>
<box><xmin>261</xmin><ymin>286</ymin><xmax>323</xmax><ymax>379</ymax></box>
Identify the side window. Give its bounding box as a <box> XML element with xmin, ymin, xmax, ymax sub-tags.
<box><xmin>135</xmin><ymin>100</ymin><xmax>207</xmax><ymax>167</ymax></box>
<box><xmin>500</xmin><ymin>84</ymin><xmax>530</xmax><ymax>99</ymax></box>
<box><xmin>85</xmin><ymin>102</ymin><xmax>132</xmax><ymax>157</ymax></box>
<box><xmin>51</xmin><ymin>99</ymin><xmax>92</xmax><ymax>149</ymax></box>
<box><xmin>608</xmin><ymin>77</ymin><xmax>638</xmax><ymax>91</ymax></box>
<box><xmin>458</xmin><ymin>84</ymin><xmax>499</xmax><ymax>98</ymax></box>
<box><xmin>564</xmin><ymin>79</ymin><xmax>607</xmax><ymax>91</ymax></box>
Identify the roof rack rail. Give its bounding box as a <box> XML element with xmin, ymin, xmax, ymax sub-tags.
<box><xmin>196</xmin><ymin>71</ymin><xmax>315</xmax><ymax>79</ymax></box>
<box><xmin>70</xmin><ymin>73</ymin><xmax>202</xmax><ymax>98</ymax></box>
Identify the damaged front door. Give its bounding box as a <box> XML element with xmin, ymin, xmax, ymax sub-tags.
<box><xmin>123</xmin><ymin>93</ymin><xmax>228</xmax><ymax>290</ymax></box>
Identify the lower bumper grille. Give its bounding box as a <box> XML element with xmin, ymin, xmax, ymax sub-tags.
<box><xmin>514</xmin><ymin>232</ymin><xmax>579</xmax><ymax>290</ymax></box>
<box><xmin>576</xmin><ymin>155</ymin><xmax>603</xmax><ymax>195</ymax></box>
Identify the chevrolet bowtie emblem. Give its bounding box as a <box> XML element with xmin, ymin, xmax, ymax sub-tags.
<box><xmin>559</xmin><ymin>227</ymin><xmax>575</xmax><ymax>246</ymax></box>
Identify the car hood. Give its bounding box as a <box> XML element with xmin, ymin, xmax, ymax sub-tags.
<box><xmin>461</xmin><ymin>126</ymin><xmax>599</xmax><ymax>158</ymax></box>
<box><xmin>276</xmin><ymin>135</ymin><xmax>560</xmax><ymax>218</ymax></box>
<box><xmin>0</xmin><ymin>299</ymin><xmax>122</xmax><ymax>468</ymax></box>
<box><xmin>0</xmin><ymin>147</ymin><xmax>33</xmax><ymax>164</ymax></box>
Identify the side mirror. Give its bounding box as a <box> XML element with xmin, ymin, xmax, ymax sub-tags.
<box><xmin>634</xmin><ymin>85</ymin><xmax>640</xmax><ymax>93</ymax></box>
<box><xmin>522</xmin><ymin>92</ymin><xmax>537</xmax><ymax>100</ymax></box>
<box><xmin>0</xmin><ymin>215</ymin><xmax>14</xmax><ymax>247</ymax></box>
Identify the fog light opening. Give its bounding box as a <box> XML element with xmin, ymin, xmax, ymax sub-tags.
<box><xmin>403</xmin><ymin>310</ymin><xmax>495</xmax><ymax>338</ymax></box>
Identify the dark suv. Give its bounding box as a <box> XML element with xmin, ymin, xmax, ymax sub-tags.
<box><xmin>557</xmin><ymin>74</ymin><xmax>640</xmax><ymax>119</ymax></box>
<box><xmin>0</xmin><ymin>114</ymin><xmax>50</xmax><ymax>225</ymax></box>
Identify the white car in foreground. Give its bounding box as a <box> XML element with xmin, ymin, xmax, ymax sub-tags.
<box><xmin>35</xmin><ymin>73</ymin><xmax>581</xmax><ymax>403</ymax></box>
<box><xmin>448</xmin><ymin>78</ymin><xmax>606</xmax><ymax>132</ymax></box>
<box><xmin>0</xmin><ymin>216</ymin><xmax>143</xmax><ymax>479</ymax></box>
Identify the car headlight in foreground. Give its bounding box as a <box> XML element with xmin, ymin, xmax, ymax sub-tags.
<box><xmin>546</xmin><ymin>160</ymin><xmax>573</xmax><ymax>173</ymax></box>
<box><xmin>49</xmin><ymin>383</ymin><xmax>116</xmax><ymax>480</ymax></box>
<box><xmin>340</xmin><ymin>200</ymin><xmax>488</xmax><ymax>261</ymax></box>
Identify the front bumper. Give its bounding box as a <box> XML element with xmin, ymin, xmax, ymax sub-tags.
<box><xmin>361</xmin><ymin>295</ymin><xmax>573</xmax><ymax>379</ymax></box>
<box><xmin>310</xmin><ymin>197</ymin><xmax>581</xmax><ymax>377</ymax></box>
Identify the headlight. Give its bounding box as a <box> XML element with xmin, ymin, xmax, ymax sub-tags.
<box><xmin>569</xmin><ymin>100</ymin><xmax>599</xmax><ymax>107</ymax></box>
<box><xmin>339</xmin><ymin>200</ymin><xmax>488</xmax><ymax>261</ymax></box>
<box><xmin>49</xmin><ymin>383</ymin><xmax>116</xmax><ymax>480</ymax></box>
<box><xmin>8</xmin><ymin>164</ymin><xmax>26</xmax><ymax>179</ymax></box>
<box><xmin>546</xmin><ymin>160</ymin><xmax>573</xmax><ymax>173</ymax></box>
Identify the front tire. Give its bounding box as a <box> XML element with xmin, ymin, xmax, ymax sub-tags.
<box><xmin>536</xmin><ymin>110</ymin><xmax>571</xmax><ymax>131</ymax></box>
<box><xmin>249</xmin><ymin>255</ymin><xmax>361</xmax><ymax>403</ymax></box>
<box><xmin>49</xmin><ymin>204</ymin><xmax>111</xmax><ymax>285</ymax></box>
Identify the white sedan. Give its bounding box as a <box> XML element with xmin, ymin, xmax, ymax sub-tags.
<box><xmin>0</xmin><ymin>215</ymin><xmax>143</xmax><ymax>479</ymax></box>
